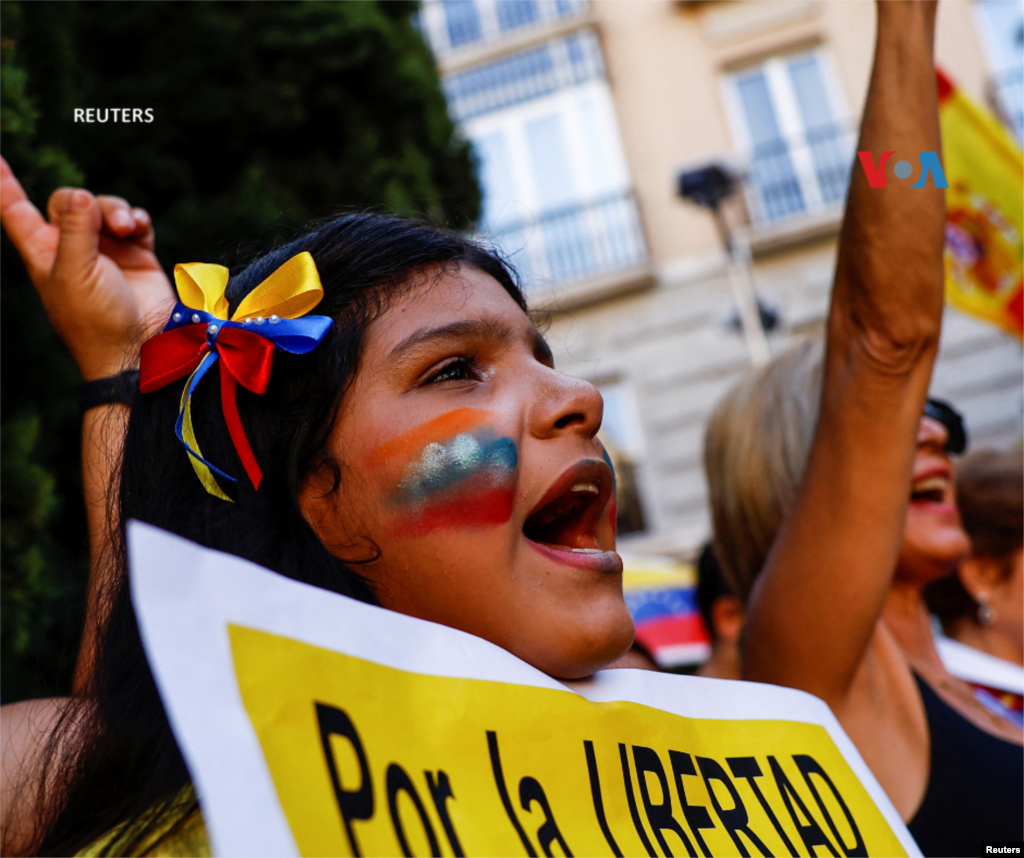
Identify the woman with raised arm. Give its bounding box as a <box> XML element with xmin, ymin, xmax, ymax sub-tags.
<box><xmin>703</xmin><ymin>2</ymin><xmax>1023</xmax><ymax>853</ymax></box>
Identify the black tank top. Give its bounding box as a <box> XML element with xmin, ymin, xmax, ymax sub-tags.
<box><xmin>907</xmin><ymin>674</ymin><xmax>1023</xmax><ymax>856</ymax></box>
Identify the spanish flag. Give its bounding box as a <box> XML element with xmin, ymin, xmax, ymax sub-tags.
<box><xmin>938</xmin><ymin>69</ymin><xmax>1023</xmax><ymax>340</ymax></box>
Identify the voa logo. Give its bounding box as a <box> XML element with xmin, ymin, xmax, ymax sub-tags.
<box><xmin>857</xmin><ymin>151</ymin><xmax>948</xmax><ymax>189</ymax></box>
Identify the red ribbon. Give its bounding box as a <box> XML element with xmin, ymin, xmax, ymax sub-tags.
<box><xmin>140</xmin><ymin>325</ymin><xmax>275</xmax><ymax>490</ymax></box>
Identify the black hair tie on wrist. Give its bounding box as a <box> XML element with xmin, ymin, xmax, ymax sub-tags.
<box><xmin>77</xmin><ymin>369</ymin><xmax>139</xmax><ymax>413</ymax></box>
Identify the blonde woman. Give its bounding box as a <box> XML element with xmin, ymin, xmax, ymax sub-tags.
<box><xmin>702</xmin><ymin>1</ymin><xmax>1022</xmax><ymax>852</ymax></box>
<box><xmin>704</xmin><ymin>347</ymin><xmax>1023</xmax><ymax>848</ymax></box>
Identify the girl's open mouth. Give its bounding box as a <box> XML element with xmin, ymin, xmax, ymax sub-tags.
<box><xmin>522</xmin><ymin>459</ymin><xmax>621</xmax><ymax>572</ymax></box>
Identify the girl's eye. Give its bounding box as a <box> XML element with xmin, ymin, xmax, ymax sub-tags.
<box><xmin>427</xmin><ymin>356</ymin><xmax>477</xmax><ymax>384</ymax></box>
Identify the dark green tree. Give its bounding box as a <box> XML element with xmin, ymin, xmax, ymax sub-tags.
<box><xmin>1</xmin><ymin>0</ymin><xmax>482</xmax><ymax>702</ymax></box>
<box><xmin>2</xmin><ymin>0</ymin><xmax>89</xmax><ymax>703</ymax></box>
<box><xmin>12</xmin><ymin>0</ymin><xmax>481</xmax><ymax>262</ymax></box>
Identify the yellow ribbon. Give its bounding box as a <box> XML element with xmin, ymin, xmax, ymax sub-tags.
<box><xmin>180</xmin><ymin>363</ymin><xmax>232</xmax><ymax>502</ymax></box>
<box><xmin>232</xmin><ymin>253</ymin><xmax>325</xmax><ymax>321</ymax></box>
<box><xmin>170</xmin><ymin>252</ymin><xmax>325</xmax><ymax>499</ymax></box>
<box><xmin>174</xmin><ymin>263</ymin><xmax>230</xmax><ymax>319</ymax></box>
<box><xmin>174</xmin><ymin>252</ymin><xmax>325</xmax><ymax>322</ymax></box>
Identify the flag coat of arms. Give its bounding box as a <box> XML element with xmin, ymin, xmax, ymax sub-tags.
<box><xmin>938</xmin><ymin>68</ymin><xmax>1024</xmax><ymax>340</ymax></box>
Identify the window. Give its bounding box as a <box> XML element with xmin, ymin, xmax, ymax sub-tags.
<box><xmin>973</xmin><ymin>0</ymin><xmax>1024</xmax><ymax>141</ymax></box>
<box><xmin>970</xmin><ymin>0</ymin><xmax>1019</xmax><ymax>72</ymax></box>
<box><xmin>442</xmin><ymin>0</ymin><xmax>482</xmax><ymax>49</ymax></box>
<box><xmin>449</xmin><ymin>31</ymin><xmax>646</xmax><ymax>287</ymax></box>
<box><xmin>722</xmin><ymin>48</ymin><xmax>854</xmax><ymax>223</ymax></box>
<box><xmin>419</xmin><ymin>0</ymin><xmax>588</xmax><ymax>57</ymax></box>
<box><xmin>497</xmin><ymin>0</ymin><xmax>540</xmax><ymax>32</ymax></box>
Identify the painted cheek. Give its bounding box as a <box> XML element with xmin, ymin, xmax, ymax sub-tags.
<box><xmin>386</xmin><ymin>429</ymin><xmax>518</xmax><ymax>537</ymax></box>
<box><xmin>390</xmin><ymin>477</ymin><xmax>516</xmax><ymax>537</ymax></box>
<box><xmin>363</xmin><ymin>408</ymin><xmax>487</xmax><ymax>468</ymax></box>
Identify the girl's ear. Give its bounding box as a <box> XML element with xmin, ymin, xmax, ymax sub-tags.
<box><xmin>298</xmin><ymin>470</ymin><xmax>331</xmax><ymax>541</ymax></box>
<box><xmin>298</xmin><ymin>459</ymin><xmax>381</xmax><ymax>567</ymax></box>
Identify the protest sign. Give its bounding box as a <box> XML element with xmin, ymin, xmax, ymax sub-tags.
<box><xmin>128</xmin><ymin>521</ymin><xmax>920</xmax><ymax>857</ymax></box>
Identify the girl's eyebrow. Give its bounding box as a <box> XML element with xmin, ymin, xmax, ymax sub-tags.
<box><xmin>389</xmin><ymin>317</ymin><xmax>552</xmax><ymax>364</ymax></box>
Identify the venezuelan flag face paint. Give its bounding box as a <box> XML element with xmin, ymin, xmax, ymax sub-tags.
<box><xmin>366</xmin><ymin>408</ymin><xmax>518</xmax><ymax>537</ymax></box>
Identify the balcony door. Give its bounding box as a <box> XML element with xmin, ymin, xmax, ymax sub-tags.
<box><xmin>462</xmin><ymin>44</ymin><xmax>639</xmax><ymax>285</ymax></box>
<box><xmin>722</xmin><ymin>48</ymin><xmax>853</xmax><ymax>224</ymax></box>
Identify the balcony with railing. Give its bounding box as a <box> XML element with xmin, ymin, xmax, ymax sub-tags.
<box><xmin>742</xmin><ymin>122</ymin><xmax>856</xmax><ymax>227</ymax></box>
<box><xmin>443</xmin><ymin>29</ymin><xmax>604</xmax><ymax>122</ymax></box>
<box><xmin>480</xmin><ymin>190</ymin><xmax>648</xmax><ymax>295</ymax></box>
<box><xmin>420</xmin><ymin>0</ymin><xmax>590</xmax><ymax>62</ymax></box>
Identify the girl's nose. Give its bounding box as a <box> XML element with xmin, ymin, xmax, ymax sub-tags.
<box><xmin>529</xmin><ymin>367</ymin><xmax>604</xmax><ymax>441</ymax></box>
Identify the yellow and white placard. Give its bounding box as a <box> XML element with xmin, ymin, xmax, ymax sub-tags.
<box><xmin>128</xmin><ymin>522</ymin><xmax>920</xmax><ymax>858</ymax></box>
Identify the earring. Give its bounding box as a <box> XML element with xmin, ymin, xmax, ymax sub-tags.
<box><xmin>977</xmin><ymin>593</ymin><xmax>996</xmax><ymax>627</ymax></box>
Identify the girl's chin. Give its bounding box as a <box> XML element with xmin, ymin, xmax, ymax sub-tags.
<box><xmin>515</xmin><ymin>619</ymin><xmax>635</xmax><ymax>680</ymax></box>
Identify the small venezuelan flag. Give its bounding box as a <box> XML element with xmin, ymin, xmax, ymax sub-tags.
<box><xmin>938</xmin><ymin>68</ymin><xmax>1024</xmax><ymax>340</ymax></box>
<box><xmin>622</xmin><ymin>555</ymin><xmax>710</xmax><ymax>668</ymax></box>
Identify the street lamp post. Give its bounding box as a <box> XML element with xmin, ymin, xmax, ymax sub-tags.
<box><xmin>677</xmin><ymin>162</ymin><xmax>771</xmax><ymax>367</ymax></box>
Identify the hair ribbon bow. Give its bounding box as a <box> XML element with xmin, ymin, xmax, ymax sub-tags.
<box><xmin>139</xmin><ymin>252</ymin><xmax>333</xmax><ymax>500</ymax></box>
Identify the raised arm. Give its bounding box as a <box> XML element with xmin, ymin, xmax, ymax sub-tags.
<box><xmin>0</xmin><ymin>158</ymin><xmax>174</xmax><ymax>691</ymax></box>
<box><xmin>741</xmin><ymin>2</ymin><xmax>945</xmax><ymax>705</ymax></box>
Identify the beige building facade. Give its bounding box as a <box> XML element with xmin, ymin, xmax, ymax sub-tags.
<box><xmin>419</xmin><ymin>0</ymin><xmax>1024</xmax><ymax>557</ymax></box>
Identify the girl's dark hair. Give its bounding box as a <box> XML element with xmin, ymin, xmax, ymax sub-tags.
<box><xmin>32</xmin><ymin>213</ymin><xmax>524</xmax><ymax>856</ymax></box>
<box><xmin>925</xmin><ymin>449</ymin><xmax>1024</xmax><ymax>629</ymax></box>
